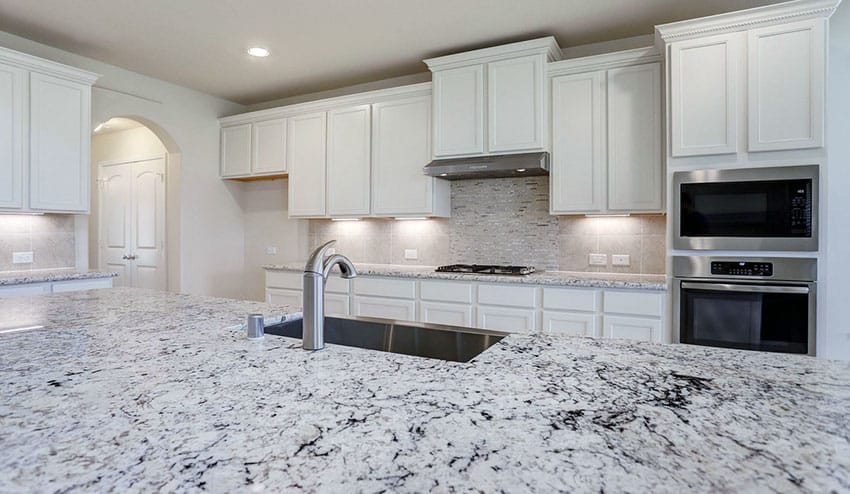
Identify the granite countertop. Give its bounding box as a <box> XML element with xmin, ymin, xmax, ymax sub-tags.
<box><xmin>0</xmin><ymin>268</ymin><xmax>118</xmax><ymax>286</ymax></box>
<box><xmin>264</xmin><ymin>262</ymin><xmax>668</xmax><ymax>291</ymax></box>
<box><xmin>2</xmin><ymin>287</ymin><xmax>848</xmax><ymax>492</ymax></box>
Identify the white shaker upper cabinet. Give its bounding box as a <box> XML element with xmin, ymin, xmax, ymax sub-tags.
<box><xmin>670</xmin><ymin>33</ymin><xmax>739</xmax><ymax>157</ymax></box>
<box><xmin>251</xmin><ymin>118</ymin><xmax>286</xmax><ymax>175</ymax></box>
<box><xmin>748</xmin><ymin>19</ymin><xmax>825</xmax><ymax>152</ymax></box>
<box><xmin>29</xmin><ymin>73</ymin><xmax>91</xmax><ymax>212</ymax></box>
<box><xmin>606</xmin><ymin>63</ymin><xmax>663</xmax><ymax>212</ymax></box>
<box><xmin>432</xmin><ymin>65</ymin><xmax>485</xmax><ymax>157</ymax></box>
<box><xmin>550</xmin><ymin>71</ymin><xmax>605</xmax><ymax>213</ymax></box>
<box><xmin>487</xmin><ymin>55</ymin><xmax>545</xmax><ymax>153</ymax></box>
<box><xmin>220</xmin><ymin>124</ymin><xmax>252</xmax><ymax>177</ymax></box>
<box><xmin>287</xmin><ymin>111</ymin><xmax>327</xmax><ymax>218</ymax></box>
<box><xmin>0</xmin><ymin>62</ymin><xmax>25</xmax><ymax>209</ymax></box>
<box><xmin>327</xmin><ymin>104</ymin><xmax>371</xmax><ymax>217</ymax></box>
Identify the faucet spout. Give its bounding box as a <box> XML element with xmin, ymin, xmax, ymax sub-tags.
<box><xmin>302</xmin><ymin>241</ymin><xmax>357</xmax><ymax>351</ymax></box>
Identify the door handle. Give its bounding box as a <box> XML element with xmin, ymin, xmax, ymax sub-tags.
<box><xmin>122</xmin><ymin>254</ymin><xmax>138</xmax><ymax>261</ymax></box>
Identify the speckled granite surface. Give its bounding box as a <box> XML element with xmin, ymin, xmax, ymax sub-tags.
<box><xmin>0</xmin><ymin>268</ymin><xmax>118</xmax><ymax>286</ymax></box>
<box><xmin>2</xmin><ymin>287</ymin><xmax>848</xmax><ymax>492</ymax></box>
<box><xmin>264</xmin><ymin>262</ymin><xmax>668</xmax><ymax>291</ymax></box>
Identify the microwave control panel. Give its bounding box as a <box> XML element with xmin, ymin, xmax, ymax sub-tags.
<box><xmin>711</xmin><ymin>261</ymin><xmax>774</xmax><ymax>277</ymax></box>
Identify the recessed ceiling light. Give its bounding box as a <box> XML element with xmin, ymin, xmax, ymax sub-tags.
<box><xmin>247</xmin><ymin>47</ymin><xmax>270</xmax><ymax>58</ymax></box>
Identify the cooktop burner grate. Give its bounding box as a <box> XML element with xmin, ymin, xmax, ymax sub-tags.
<box><xmin>435</xmin><ymin>264</ymin><xmax>536</xmax><ymax>276</ymax></box>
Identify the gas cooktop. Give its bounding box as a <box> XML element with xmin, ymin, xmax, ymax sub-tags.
<box><xmin>435</xmin><ymin>264</ymin><xmax>536</xmax><ymax>276</ymax></box>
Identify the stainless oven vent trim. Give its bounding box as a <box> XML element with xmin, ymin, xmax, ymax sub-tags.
<box><xmin>672</xmin><ymin>164</ymin><xmax>819</xmax><ymax>252</ymax></box>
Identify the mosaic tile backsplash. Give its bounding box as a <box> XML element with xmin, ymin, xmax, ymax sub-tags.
<box><xmin>309</xmin><ymin>176</ymin><xmax>666</xmax><ymax>274</ymax></box>
<box><xmin>0</xmin><ymin>214</ymin><xmax>76</xmax><ymax>272</ymax></box>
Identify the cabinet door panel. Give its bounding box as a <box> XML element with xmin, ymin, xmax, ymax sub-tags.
<box><xmin>252</xmin><ymin>119</ymin><xmax>286</xmax><ymax>175</ymax></box>
<box><xmin>287</xmin><ymin>112</ymin><xmax>327</xmax><ymax>217</ymax></box>
<box><xmin>604</xmin><ymin>290</ymin><xmax>664</xmax><ymax>318</ymax></box>
<box><xmin>267</xmin><ymin>288</ymin><xmax>302</xmax><ymax>309</ymax></box>
<box><xmin>0</xmin><ymin>63</ymin><xmax>25</xmax><ymax>209</ymax></box>
<box><xmin>748</xmin><ymin>20</ymin><xmax>825</xmax><ymax>151</ymax></box>
<box><xmin>432</xmin><ymin>65</ymin><xmax>484</xmax><ymax>157</ymax></box>
<box><xmin>607</xmin><ymin>63</ymin><xmax>662</xmax><ymax>212</ymax></box>
<box><xmin>29</xmin><ymin>73</ymin><xmax>90</xmax><ymax>212</ymax></box>
<box><xmin>670</xmin><ymin>34</ymin><xmax>739</xmax><ymax>156</ymax></box>
<box><xmin>372</xmin><ymin>96</ymin><xmax>434</xmax><ymax>215</ymax></box>
<box><xmin>602</xmin><ymin>315</ymin><xmax>660</xmax><ymax>343</ymax></box>
<box><xmin>420</xmin><ymin>301</ymin><xmax>473</xmax><ymax>327</ymax></box>
<box><xmin>221</xmin><ymin>124</ymin><xmax>252</xmax><ymax>177</ymax></box>
<box><xmin>325</xmin><ymin>294</ymin><xmax>350</xmax><ymax>315</ymax></box>
<box><xmin>0</xmin><ymin>283</ymin><xmax>51</xmax><ymax>298</ymax></box>
<box><xmin>353</xmin><ymin>296</ymin><xmax>416</xmax><ymax>321</ymax></box>
<box><xmin>542</xmin><ymin>311</ymin><xmax>598</xmax><ymax>337</ymax></box>
<box><xmin>488</xmin><ymin>55</ymin><xmax>544</xmax><ymax>153</ymax></box>
<box><xmin>52</xmin><ymin>278</ymin><xmax>113</xmax><ymax>293</ymax></box>
<box><xmin>550</xmin><ymin>71</ymin><xmax>605</xmax><ymax>213</ymax></box>
<box><xmin>327</xmin><ymin>104</ymin><xmax>371</xmax><ymax>216</ymax></box>
<box><xmin>476</xmin><ymin>306</ymin><xmax>536</xmax><ymax>333</ymax></box>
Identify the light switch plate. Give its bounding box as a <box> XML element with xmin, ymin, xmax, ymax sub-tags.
<box><xmin>265</xmin><ymin>246</ymin><xmax>278</xmax><ymax>255</ymax></box>
<box><xmin>12</xmin><ymin>251</ymin><xmax>34</xmax><ymax>264</ymax></box>
<box><xmin>404</xmin><ymin>249</ymin><xmax>418</xmax><ymax>260</ymax></box>
<box><xmin>612</xmin><ymin>254</ymin><xmax>630</xmax><ymax>266</ymax></box>
<box><xmin>588</xmin><ymin>253</ymin><xmax>607</xmax><ymax>266</ymax></box>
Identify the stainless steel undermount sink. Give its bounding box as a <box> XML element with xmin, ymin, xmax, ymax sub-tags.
<box><xmin>264</xmin><ymin>315</ymin><xmax>507</xmax><ymax>363</ymax></box>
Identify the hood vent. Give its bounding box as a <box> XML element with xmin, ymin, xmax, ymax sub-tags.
<box><xmin>423</xmin><ymin>152</ymin><xmax>549</xmax><ymax>180</ymax></box>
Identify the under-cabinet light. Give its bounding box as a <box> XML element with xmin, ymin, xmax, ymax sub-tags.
<box><xmin>584</xmin><ymin>214</ymin><xmax>631</xmax><ymax>218</ymax></box>
<box><xmin>394</xmin><ymin>217</ymin><xmax>428</xmax><ymax>221</ymax></box>
<box><xmin>516</xmin><ymin>168</ymin><xmax>527</xmax><ymax>172</ymax></box>
<box><xmin>331</xmin><ymin>218</ymin><xmax>361</xmax><ymax>222</ymax></box>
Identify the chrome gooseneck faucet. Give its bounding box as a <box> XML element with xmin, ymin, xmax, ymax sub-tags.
<box><xmin>302</xmin><ymin>240</ymin><xmax>357</xmax><ymax>350</ymax></box>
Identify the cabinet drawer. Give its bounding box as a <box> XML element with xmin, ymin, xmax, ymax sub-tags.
<box><xmin>602</xmin><ymin>315</ymin><xmax>661</xmax><ymax>343</ymax></box>
<box><xmin>0</xmin><ymin>283</ymin><xmax>51</xmax><ymax>298</ymax></box>
<box><xmin>353</xmin><ymin>277</ymin><xmax>416</xmax><ymax>299</ymax></box>
<box><xmin>542</xmin><ymin>287</ymin><xmax>599</xmax><ymax>312</ymax></box>
<box><xmin>542</xmin><ymin>311</ymin><xmax>598</xmax><ymax>337</ymax></box>
<box><xmin>478</xmin><ymin>284</ymin><xmax>537</xmax><ymax>308</ymax></box>
<box><xmin>476</xmin><ymin>306</ymin><xmax>536</xmax><ymax>333</ymax></box>
<box><xmin>266</xmin><ymin>270</ymin><xmax>302</xmax><ymax>290</ymax></box>
<box><xmin>325</xmin><ymin>294</ymin><xmax>350</xmax><ymax>315</ymax></box>
<box><xmin>52</xmin><ymin>278</ymin><xmax>113</xmax><ymax>293</ymax></box>
<box><xmin>420</xmin><ymin>280</ymin><xmax>473</xmax><ymax>304</ymax></box>
<box><xmin>419</xmin><ymin>301</ymin><xmax>473</xmax><ymax>327</ymax></box>
<box><xmin>266</xmin><ymin>288</ymin><xmax>302</xmax><ymax>309</ymax></box>
<box><xmin>603</xmin><ymin>290</ymin><xmax>664</xmax><ymax>317</ymax></box>
<box><xmin>353</xmin><ymin>296</ymin><xmax>416</xmax><ymax>321</ymax></box>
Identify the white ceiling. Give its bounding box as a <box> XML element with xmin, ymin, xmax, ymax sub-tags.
<box><xmin>0</xmin><ymin>0</ymin><xmax>780</xmax><ymax>105</ymax></box>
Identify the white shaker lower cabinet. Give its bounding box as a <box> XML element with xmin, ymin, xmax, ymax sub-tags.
<box><xmin>0</xmin><ymin>283</ymin><xmax>52</xmax><ymax>298</ymax></box>
<box><xmin>420</xmin><ymin>301</ymin><xmax>473</xmax><ymax>327</ymax></box>
<box><xmin>477</xmin><ymin>306</ymin><xmax>536</xmax><ymax>334</ymax></box>
<box><xmin>602</xmin><ymin>316</ymin><xmax>662</xmax><ymax>342</ymax></box>
<box><xmin>324</xmin><ymin>293</ymin><xmax>350</xmax><ymax>316</ymax></box>
<box><xmin>352</xmin><ymin>277</ymin><xmax>416</xmax><ymax>320</ymax></box>
<box><xmin>542</xmin><ymin>312</ymin><xmax>598</xmax><ymax>337</ymax></box>
<box><xmin>266</xmin><ymin>288</ymin><xmax>302</xmax><ymax>309</ymax></box>
<box><xmin>419</xmin><ymin>280</ymin><xmax>474</xmax><ymax>326</ymax></box>
<box><xmin>602</xmin><ymin>290</ymin><xmax>665</xmax><ymax>343</ymax></box>
<box><xmin>353</xmin><ymin>296</ymin><xmax>416</xmax><ymax>321</ymax></box>
<box><xmin>0</xmin><ymin>278</ymin><xmax>113</xmax><ymax>298</ymax></box>
<box><xmin>541</xmin><ymin>286</ymin><xmax>601</xmax><ymax>337</ymax></box>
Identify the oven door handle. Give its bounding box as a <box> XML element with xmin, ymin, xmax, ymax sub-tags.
<box><xmin>680</xmin><ymin>282</ymin><xmax>810</xmax><ymax>295</ymax></box>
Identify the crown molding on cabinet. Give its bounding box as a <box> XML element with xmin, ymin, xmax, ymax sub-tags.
<box><xmin>547</xmin><ymin>46</ymin><xmax>661</xmax><ymax>77</ymax></box>
<box><xmin>218</xmin><ymin>82</ymin><xmax>431</xmax><ymax>126</ymax></box>
<box><xmin>0</xmin><ymin>46</ymin><xmax>100</xmax><ymax>85</ymax></box>
<box><xmin>423</xmin><ymin>36</ymin><xmax>563</xmax><ymax>71</ymax></box>
<box><xmin>655</xmin><ymin>0</ymin><xmax>841</xmax><ymax>43</ymax></box>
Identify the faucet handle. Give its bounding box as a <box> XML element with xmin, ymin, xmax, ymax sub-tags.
<box><xmin>305</xmin><ymin>240</ymin><xmax>336</xmax><ymax>275</ymax></box>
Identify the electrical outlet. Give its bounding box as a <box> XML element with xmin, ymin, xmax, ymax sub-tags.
<box><xmin>404</xmin><ymin>249</ymin><xmax>418</xmax><ymax>260</ymax></box>
<box><xmin>265</xmin><ymin>246</ymin><xmax>278</xmax><ymax>255</ymax></box>
<box><xmin>12</xmin><ymin>251</ymin><xmax>33</xmax><ymax>264</ymax></box>
<box><xmin>588</xmin><ymin>253</ymin><xmax>607</xmax><ymax>266</ymax></box>
<box><xmin>612</xmin><ymin>254</ymin><xmax>630</xmax><ymax>266</ymax></box>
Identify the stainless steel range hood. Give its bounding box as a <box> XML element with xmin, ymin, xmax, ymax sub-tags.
<box><xmin>423</xmin><ymin>152</ymin><xmax>549</xmax><ymax>180</ymax></box>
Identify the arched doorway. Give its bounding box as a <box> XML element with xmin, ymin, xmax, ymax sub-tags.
<box><xmin>90</xmin><ymin>117</ymin><xmax>181</xmax><ymax>291</ymax></box>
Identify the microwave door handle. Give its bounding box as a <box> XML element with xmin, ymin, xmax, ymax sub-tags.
<box><xmin>680</xmin><ymin>282</ymin><xmax>810</xmax><ymax>295</ymax></box>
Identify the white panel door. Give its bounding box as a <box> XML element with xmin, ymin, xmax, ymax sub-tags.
<box><xmin>353</xmin><ymin>296</ymin><xmax>416</xmax><ymax>321</ymax></box>
<box><xmin>488</xmin><ymin>55</ymin><xmax>544</xmax><ymax>153</ymax></box>
<box><xmin>432</xmin><ymin>65</ymin><xmax>484</xmax><ymax>157</ymax></box>
<box><xmin>29</xmin><ymin>73</ymin><xmax>90</xmax><ymax>212</ymax></box>
<box><xmin>542</xmin><ymin>311</ymin><xmax>598</xmax><ymax>337</ymax></box>
<box><xmin>476</xmin><ymin>306</ymin><xmax>536</xmax><ymax>333</ymax></box>
<box><xmin>98</xmin><ymin>162</ymin><xmax>133</xmax><ymax>287</ymax></box>
<box><xmin>670</xmin><ymin>33</ymin><xmax>739</xmax><ymax>156</ymax></box>
<box><xmin>371</xmin><ymin>95</ymin><xmax>434</xmax><ymax>216</ymax></box>
<box><xmin>287</xmin><ymin>112</ymin><xmax>327</xmax><ymax>217</ymax></box>
<box><xmin>220</xmin><ymin>124</ymin><xmax>251</xmax><ymax>177</ymax></box>
<box><xmin>748</xmin><ymin>19</ymin><xmax>825</xmax><ymax>152</ymax></box>
<box><xmin>420</xmin><ymin>301</ymin><xmax>473</xmax><ymax>327</ymax></box>
<box><xmin>602</xmin><ymin>315</ymin><xmax>661</xmax><ymax>343</ymax></box>
<box><xmin>327</xmin><ymin>104</ymin><xmax>371</xmax><ymax>216</ymax></box>
<box><xmin>550</xmin><ymin>71</ymin><xmax>605</xmax><ymax>213</ymax></box>
<box><xmin>606</xmin><ymin>63</ymin><xmax>662</xmax><ymax>212</ymax></box>
<box><xmin>130</xmin><ymin>158</ymin><xmax>167</xmax><ymax>290</ymax></box>
<box><xmin>98</xmin><ymin>157</ymin><xmax>167</xmax><ymax>290</ymax></box>
<box><xmin>252</xmin><ymin>118</ymin><xmax>286</xmax><ymax>175</ymax></box>
<box><xmin>0</xmin><ymin>62</ymin><xmax>25</xmax><ymax>209</ymax></box>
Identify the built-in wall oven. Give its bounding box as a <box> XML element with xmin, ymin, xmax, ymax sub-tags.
<box><xmin>673</xmin><ymin>256</ymin><xmax>817</xmax><ymax>356</ymax></box>
<box><xmin>673</xmin><ymin>165</ymin><xmax>818</xmax><ymax>251</ymax></box>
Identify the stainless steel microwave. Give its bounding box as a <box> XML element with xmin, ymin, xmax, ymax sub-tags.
<box><xmin>673</xmin><ymin>165</ymin><xmax>818</xmax><ymax>251</ymax></box>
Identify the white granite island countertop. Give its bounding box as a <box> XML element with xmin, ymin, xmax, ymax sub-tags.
<box><xmin>0</xmin><ymin>268</ymin><xmax>118</xmax><ymax>286</ymax></box>
<box><xmin>264</xmin><ymin>262</ymin><xmax>668</xmax><ymax>291</ymax></box>
<box><xmin>1</xmin><ymin>288</ymin><xmax>848</xmax><ymax>492</ymax></box>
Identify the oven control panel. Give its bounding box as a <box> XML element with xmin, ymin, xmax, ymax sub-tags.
<box><xmin>711</xmin><ymin>261</ymin><xmax>773</xmax><ymax>277</ymax></box>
